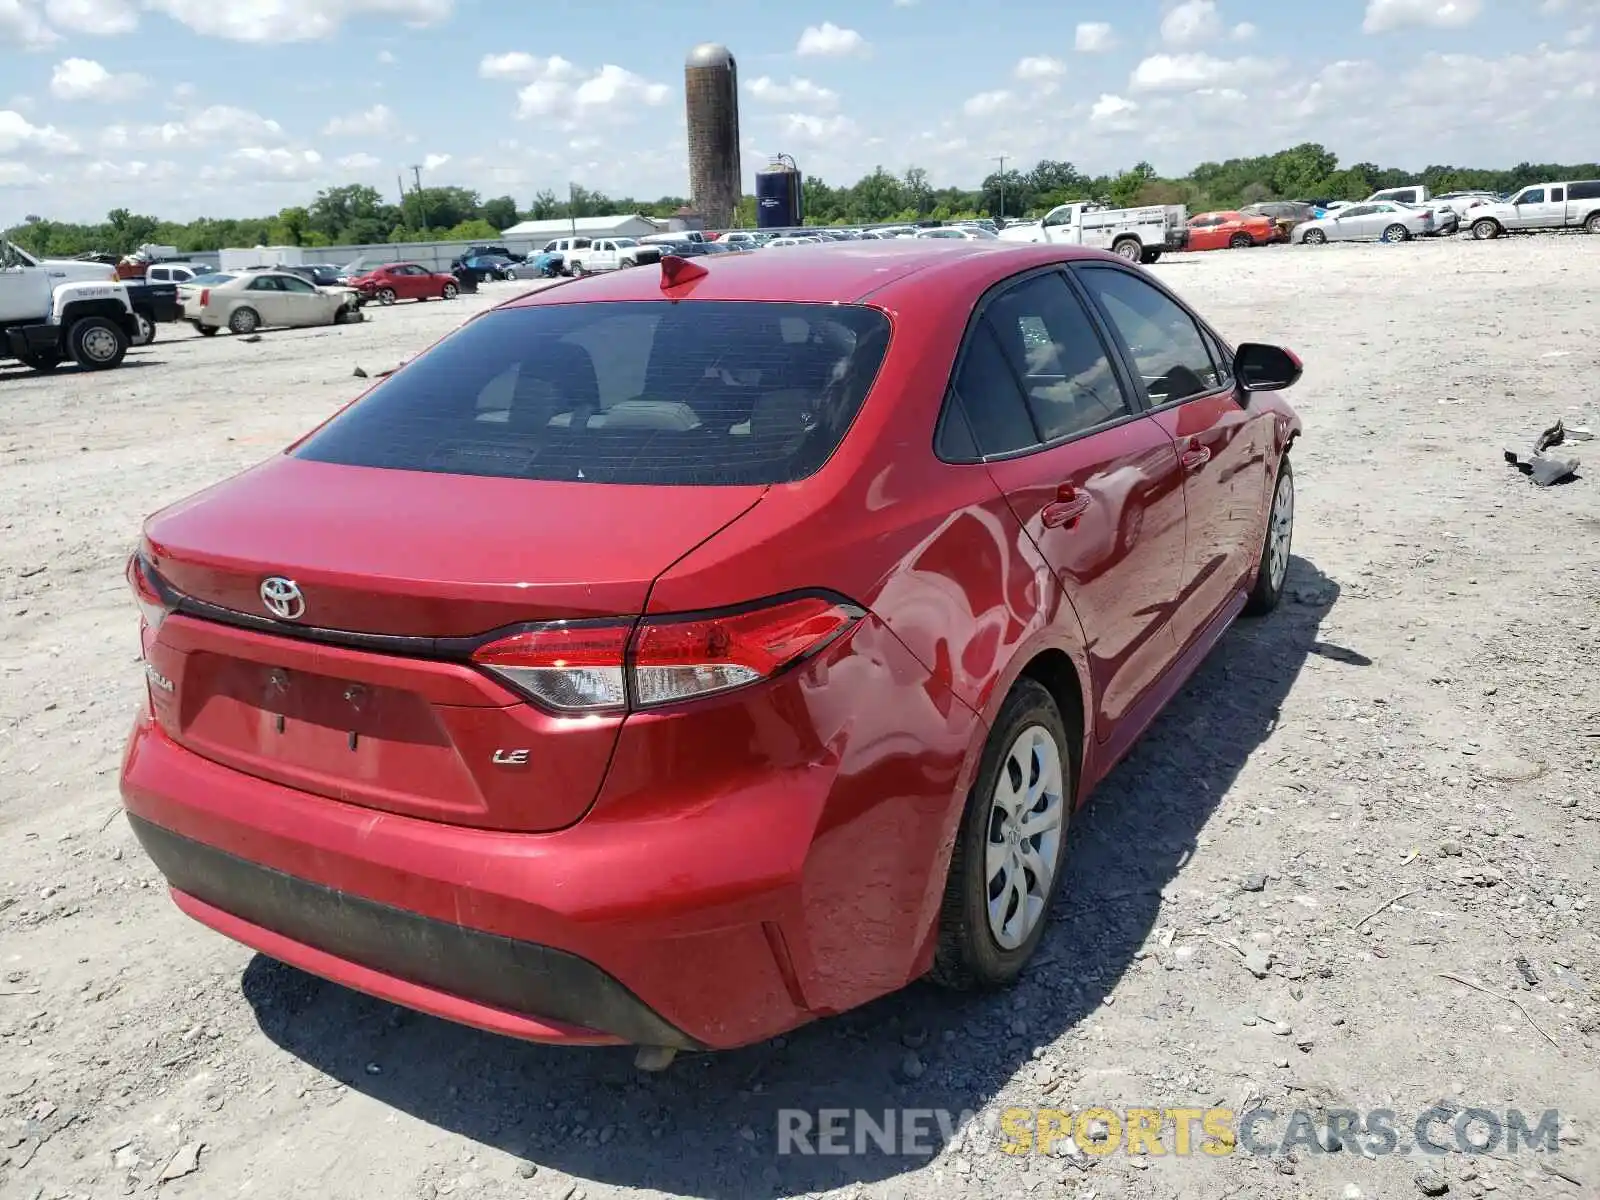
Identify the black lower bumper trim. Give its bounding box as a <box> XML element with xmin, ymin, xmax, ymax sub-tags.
<box><xmin>129</xmin><ymin>815</ymin><xmax>703</xmax><ymax>1049</ymax></box>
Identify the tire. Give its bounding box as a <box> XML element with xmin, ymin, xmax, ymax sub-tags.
<box><xmin>133</xmin><ymin>313</ymin><xmax>155</xmax><ymax>346</ymax></box>
<box><xmin>1303</xmin><ymin>229</ymin><xmax>1327</xmax><ymax>245</ymax></box>
<box><xmin>197</xmin><ymin>324</ymin><xmax>219</xmax><ymax>337</ymax></box>
<box><xmin>376</xmin><ymin>287</ymin><xmax>397</xmax><ymax>306</ymax></box>
<box><xmin>1472</xmin><ymin>219</ymin><xmax>1500</xmax><ymax>241</ymax></box>
<box><xmin>19</xmin><ymin>352</ymin><xmax>60</xmax><ymax>373</ymax></box>
<box><xmin>930</xmin><ymin>678</ymin><xmax>1072</xmax><ymax>990</ymax></box>
<box><xmin>1228</xmin><ymin>233</ymin><xmax>1254</xmax><ymax>249</ymax></box>
<box><xmin>1140</xmin><ymin>249</ymin><xmax>1163</xmax><ymax>264</ymax></box>
<box><xmin>332</xmin><ymin>305</ymin><xmax>350</xmax><ymax>325</ymax></box>
<box><xmin>1585</xmin><ymin>212</ymin><xmax>1600</xmax><ymax>235</ymax></box>
<box><xmin>1244</xmin><ymin>456</ymin><xmax>1294</xmax><ymax>616</ymax></box>
<box><xmin>570</xmin><ymin>262</ymin><xmax>586</xmax><ymax>277</ymax></box>
<box><xmin>228</xmin><ymin>306</ymin><xmax>260</xmax><ymax>335</ymax></box>
<box><xmin>441</xmin><ymin>282</ymin><xmax>458</xmax><ymax>300</ymax></box>
<box><xmin>66</xmin><ymin>316</ymin><xmax>128</xmax><ymax>371</ymax></box>
<box><xmin>1111</xmin><ymin>238</ymin><xmax>1142</xmax><ymax>263</ymax></box>
<box><xmin>1381</xmin><ymin>224</ymin><xmax>1409</xmax><ymax>243</ymax></box>
<box><xmin>504</xmin><ymin>268</ymin><xmax>518</xmax><ymax>280</ymax></box>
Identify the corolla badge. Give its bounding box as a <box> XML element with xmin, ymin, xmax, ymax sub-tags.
<box><xmin>260</xmin><ymin>576</ymin><xmax>306</xmax><ymax>621</ymax></box>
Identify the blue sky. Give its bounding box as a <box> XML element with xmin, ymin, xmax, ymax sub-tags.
<box><xmin>1</xmin><ymin>0</ymin><xmax>1596</xmax><ymax>222</ymax></box>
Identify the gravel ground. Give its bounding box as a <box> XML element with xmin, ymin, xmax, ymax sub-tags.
<box><xmin>2</xmin><ymin>238</ymin><xmax>1598</xmax><ymax>1200</ymax></box>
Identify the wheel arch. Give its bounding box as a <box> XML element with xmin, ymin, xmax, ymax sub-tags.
<box><xmin>59</xmin><ymin>297</ymin><xmax>131</xmax><ymax>325</ymax></box>
<box><xmin>1017</xmin><ymin>649</ymin><xmax>1087</xmax><ymax>804</ymax></box>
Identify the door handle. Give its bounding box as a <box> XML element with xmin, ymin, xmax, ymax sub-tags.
<box><xmin>1180</xmin><ymin>440</ymin><xmax>1211</xmax><ymax>471</ymax></box>
<box><xmin>1041</xmin><ymin>485</ymin><xmax>1092</xmax><ymax>528</ymax></box>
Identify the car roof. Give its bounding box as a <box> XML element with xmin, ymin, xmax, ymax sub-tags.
<box><xmin>505</xmin><ymin>239</ymin><xmax>1126</xmax><ymax>307</ymax></box>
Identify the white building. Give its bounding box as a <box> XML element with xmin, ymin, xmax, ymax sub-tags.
<box><xmin>500</xmin><ymin>214</ymin><xmax>663</xmax><ymax>241</ymax></box>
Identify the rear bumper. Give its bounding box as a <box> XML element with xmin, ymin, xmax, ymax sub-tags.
<box><xmin>130</xmin><ymin>815</ymin><xmax>697</xmax><ymax>1048</ymax></box>
<box><xmin>120</xmin><ymin>715</ymin><xmax>818</xmax><ymax>1049</ymax></box>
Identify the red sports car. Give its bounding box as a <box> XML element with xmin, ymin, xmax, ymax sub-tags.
<box><xmin>121</xmin><ymin>241</ymin><xmax>1303</xmax><ymax>1057</ymax></box>
<box><xmin>1185</xmin><ymin>211</ymin><xmax>1282</xmax><ymax>252</ymax></box>
<box><xmin>346</xmin><ymin>261</ymin><xmax>459</xmax><ymax>305</ymax></box>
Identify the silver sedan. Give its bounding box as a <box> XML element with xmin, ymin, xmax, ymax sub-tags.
<box><xmin>1293</xmin><ymin>201</ymin><xmax>1435</xmax><ymax>245</ymax></box>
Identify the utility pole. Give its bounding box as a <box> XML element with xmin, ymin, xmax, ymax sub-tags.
<box><xmin>568</xmin><ymin>181</ymin><xmax>577</xmax><ymax>237</ymax></box>
<box><xmin>993</xmin><ymin>154</ymin><xmax>1007</xmax><ymax>220</ymax></box>
<box><xmin>410</xmin><ymin>164</ymin><xmax>427</xmax><ymax>233</ymax></box>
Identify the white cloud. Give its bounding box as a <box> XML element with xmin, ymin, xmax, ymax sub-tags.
<box><xmin>1232</xmin><ymin>21</ymin><xmax>1257</xmax><ymax>38</ymax></box>
<box><xmin>421</xmin><ymin>152</ymin><xmax>449</xmax><ymax>170</ymax></box>
<box><xmin>45</xmin><ymin>0</ymin><xmax>136</xmax><ymax>33</ymax></box>
<box><xmin>218</xmin><ymin>146</ymin><xmax>323</xmax><ymax>180</ymax></box>
<box><xmin>1131</xmin><ymin>52</ymin><xmax>1278</xmax><ymax>90</ymax></box>
<box><xmin>746</xmin><ymin>75</ymin><xmax>838</xmax><ymax>107</ymax></box>
<box><xmin>102</xmin><ymin>104</ymin><xmax>284</xmax><ymax>150</ymax></box>
<box><xmin>780</xmin><ymin>112</ymin><xmax>857</xmax><ymax>142</ymax></box>
<box><xmin>962</xmin><ymin>89</ymin><xmax>1013</xmax><ymax>116</ymax></box>
<box><xmin>1075</xmin><ymin>21</ymin><xmax>1116</xmax><ymax>51</ymax></box>
<box><xmin>1091</xmin><ymin>93</ymin><xmax>1139</xmax><ymax>120</ymax></box>
<box><xmin>483</xmin><ymin>54</ymin><xmax>670</xmax><ymax>125</ymax></box>
<box><xmin>796</xmin><ymin>21</ymin><xmax>868</xmax><ymax>57</ymax></box>
<box><xmin>0</xmin><ymin>161</ymin><xmax>51</xmax><ymax>185</ymax></box>
<box><xmin>1015</xmin><ymin>55</ymin><xmax>1066</xmax><ymax>81</ymax></box>
<box><xmin>0</xmin><ymin>0</ymin><xmax>60</xmax><ymax>48</ymax></box>
<box><xmin>338</xmin><ymin>151</ymin><xmax>381</xmax><ymax>170</ymax></box>
<box><xmin>1362</xmin><ymin>0</ymin><xmax>1482</xmax><ymax>33</ymax></box>
<box><xmin>1570</xmin><ymin>23</ymin><xmax>1594</xmax><ymax>42</ymax></box>
<box><xmin>0</xmin><ymin>108</ymin><xmax>78</xmax><ymax>154</ymax></box>
<box><xmin>143</xmin><ymin>0</ymin><xmax>452</xmax><ymax>42</ymax></box>
<box><xmin>49</xmin><ymin>57</ymin><xmax>145</xmax><ymax>100</ymax></box>
<box><xmin>377</xmin><ymin>48</ymin><xmax>396</xmax><ymax>63</ymax></box>
<box><xmin>1161</xmin><ymin>0</ymin><xmax>1221</xmax><ymax>46</ymax></box>
<box><xmin>322</xmin><ymin>103</ymin><xmax>395</xmax><ymax>136</ymax></box>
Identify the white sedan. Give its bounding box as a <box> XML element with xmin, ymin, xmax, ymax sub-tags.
<box><xmin>178</xmin><ymin>270</ymin><xmax>362</xmax><ymax>336</ymax></box>
<box><xmin>916</xmin><ymin>226</ymin><xmax>1000</xmax><ymax>240</ymax></box>
<box><xmin>1292</xmin><ymin>201</ymin><xmax>1436</xmax><ymax>245</ymax></box>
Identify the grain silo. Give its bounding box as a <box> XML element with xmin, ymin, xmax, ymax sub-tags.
<box><xmin>684</xmin><ymin>43</ymin><xmax>741</xmax><ymax>229</ymax></box>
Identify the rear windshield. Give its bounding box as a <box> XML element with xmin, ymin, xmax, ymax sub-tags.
<box><xmin>293</xmin><ymin>301</ymin><xmax>892</xmax><ymax>486</ymax></box>
<box><xmin>189</xmin><ymin>273</ymin><xmax>234</xmax><ymax>285</ymax></box>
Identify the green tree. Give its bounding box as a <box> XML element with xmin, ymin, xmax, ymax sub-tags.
<box><xmin>481</xmin><ymin>195</ymin><xmax>519</xmax><ymax>230</ymax></box>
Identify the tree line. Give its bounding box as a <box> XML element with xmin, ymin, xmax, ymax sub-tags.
<box><xmin>8</xmin><ymin>143</ymin><xmax>1598</xmax><ymax>258</ymax></box>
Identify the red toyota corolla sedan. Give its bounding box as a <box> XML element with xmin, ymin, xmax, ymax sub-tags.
<box><xmin>120</xmin><ymin>240</ymin><xmax>1303</xmax><ymax>1056</ymax></box>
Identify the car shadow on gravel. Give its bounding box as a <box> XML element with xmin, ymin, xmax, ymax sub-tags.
<box><xmin>243</xmin><ymin>554</ymin><xmax>1346</xmax><ymax>1198</ymax></box>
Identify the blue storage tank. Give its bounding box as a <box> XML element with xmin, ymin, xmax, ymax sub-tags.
<box><xmin>756</xmin><ymin>161</ymin><xmax>802</xmax><ymax>230</ymax></box>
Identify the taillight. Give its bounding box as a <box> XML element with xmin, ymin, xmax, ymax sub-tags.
<box><xmin>471</xmin><ymin>595</ymin><xmax>863</xmax><ymax>714</ymax></box>
<box><xmin>198</xmin><ymin>288</ymin><xmax>210</xmax><ymax>306</ymax></box>
<box><xmin>473</xmin><ymin>622</ymin><xmax>630</xmax><ymax>713</ymax></box>
<box><xmin>127</xmin><ymin>552</ymin><xmax>174</xmax><ymax>634</ymax></box>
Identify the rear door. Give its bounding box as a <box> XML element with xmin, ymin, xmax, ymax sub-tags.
<box><xmin>242</xmin><ymin>274</ymin><xmax>287</xmax><ymax>324</ymax></box>
<box><xmin>1073</xmin><ymin>262</ymin><xmax>1267</xmax><ymax>652</ymax></box>
<box><xmin>949</xmin><ymin>268</ymin><xmax>1187</xmax><ymax>738</ymax></box>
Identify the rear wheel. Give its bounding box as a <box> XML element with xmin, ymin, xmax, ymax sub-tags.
<box><xmin>1244</xmin><ymin>456</ymin><xmax>1294</xmax><ymax>616</ymax></box>
<box><xmin>1585</xmin><ymin>212</ymin><xmax>1600</xmax><ymax>235</ymax></box>
<box><xmin>1472</xmin><ymin>218</ymin><xmax>1501</xmax><ymax>240</ymax></box>
<box><xmin>931</xmin><ymin>679</ymin><xmax>1071</xmax><ymax>990</ymax></box>
<box><xmin>570</xmin><ymin>262</ymin><xmax>587</xmax><ymax>277</ymax></box>
<box><xmin>228</xmin><ymin>306</ymin><xmax>260</xmax><ymax>335</ymax></box>
<box><xmin>67</xmin><ymin>316</ymin><xmax>129</xmax><ymax>370</ymax></box>
<box><xmin>1381</xmin><ymin>223</ymin><xmax>1410</xmax><ymax>243</ymax></box>
<box><xmin>376</xmin><ymin>287</ymin><xmax>398</xmax><ymax>305</ymax></box>
<box><xmin>1229</xmin><ymin>233</ymin><xmax>1254</xmax><ymax>249</ymax></box>
<box><xmin>1111</xmin><ymin>237</ymin><xmax>1142</xmax><ymax>263</ymax></box>
<box><xmin>133</xmin><ymin>313</ymin><xmax>155</xmax><ymax>345</ymax></box>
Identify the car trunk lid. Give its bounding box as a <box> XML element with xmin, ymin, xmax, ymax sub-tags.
<box><xmin>140</xmin><ymin>455</ymin><xmax>765</xmax><ymax>831</ymax></box>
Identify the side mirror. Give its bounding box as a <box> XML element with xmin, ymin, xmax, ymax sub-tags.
<box><xmin>1234</xmin><ymin>343</ymin><xmax>1302</xmax><ymax>393</ymax></box>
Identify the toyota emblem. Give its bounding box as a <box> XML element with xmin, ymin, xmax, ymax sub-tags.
<box><xmin>260</xmin><ymin>576</ymin><xmax>305</xmax><ymax>621</ymax></box>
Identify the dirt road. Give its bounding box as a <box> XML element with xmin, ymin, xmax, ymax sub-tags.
<box><xmin>3</xmin><ymin>240</ymin><xmax>1598</xmax><ymax>1200</ymax></box>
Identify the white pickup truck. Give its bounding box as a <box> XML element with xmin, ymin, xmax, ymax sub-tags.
<box><xmin>562</xmin><ymin>237</ymin><xmax>648</xmax><ymax>276</ymax></box>
<box><xmin>2</xmin><ymin>240</ymin><xmax>139</xmax><ymax>372</ymax></box>
<box><xmin>997</xmin><ymin>202</ymin><xmax>1190</xmax><ymax>263</ymax></box>
<box><xmin>1464</xmin><ymin>179</ymin><xmax>1600</xmax><ymax>240</ymax></box>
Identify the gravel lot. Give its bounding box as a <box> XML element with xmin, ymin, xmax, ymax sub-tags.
<box><xmin>3</xmin><ymin>238</ymin><xmax>1598</xmax><ymax>1200</ymax></box>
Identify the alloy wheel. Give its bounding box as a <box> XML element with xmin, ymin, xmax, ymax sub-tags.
<box><xmin>1268</xmin><ymin>467</ymin><xmax>1294</xmax><ymax>593</ymax></box>
<box><xmin>985</xmin><ymin>725</ymin><xmax>1065</xmax><ymax>950</ymax></box>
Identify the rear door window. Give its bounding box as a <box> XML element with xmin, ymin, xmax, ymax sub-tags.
<box><xmin>294</xmin><ymin>301</ymin><xmax>891</xmax><ymax>486</ymax></box>
<box><xmin>1569</xmin><ymin>181</ymin><xmax>1600</xmax><ymax>201</ymax></box>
